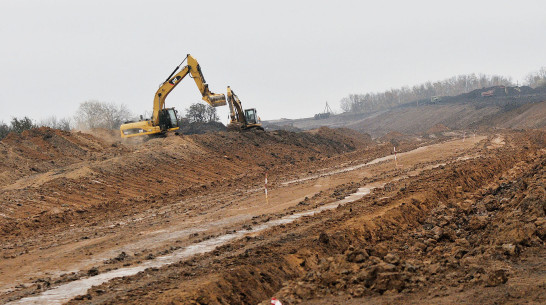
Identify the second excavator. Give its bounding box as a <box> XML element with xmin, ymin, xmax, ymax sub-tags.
<box><xmin>226</xmin><ymin>86</ymin><xmax>264</xmax><ymax>131</ymax></box>
<box><xmin>120</xmin><ymin>54</ymin><xmax>226</xmax><ymax>138</ymax></box>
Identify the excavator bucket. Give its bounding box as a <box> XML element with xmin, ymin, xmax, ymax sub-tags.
<box><xmin>205</xmin><ymin>93</ymin><xmax>227</xmax><ymax>107</ymax></box>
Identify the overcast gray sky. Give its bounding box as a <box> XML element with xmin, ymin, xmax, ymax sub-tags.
<box><xmin>1</xmin><ymin>0</ymin><xmax>545</xmax><ymax>125</ymax></box>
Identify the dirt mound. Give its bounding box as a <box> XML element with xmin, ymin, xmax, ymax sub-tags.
<box><xmin>185</xmin><ymin>127</ymin><xmax>374</xmax><ymax>176</ymax></box>
<box><xmin>460</xmin><ymin>85</ymin><xmax>537</xmax><ymax>99</ymax></box>
<box><xmin>80</xmin><ymin>128</ymin><xmax>123</xmax><ymax>144</ymax></box>
<box><xmin>0</xmin><ymin>127</ymin><xmax>373</xmax><ymax>239</ymax></box>
<box><xmin>378</xmin><ymin>131</ymin><xmax>413</xmax><ymax>146</ymax></box>
<box><xmin>308</xmin><ymin>127</ymin><xmax>373</xmax><ymax>145</ymax></box>
<box><xmin>426</xmin><ymin>123</ymin><xmax>450</xmax><ymax>134</ymax></box>
<box><xmin>0</xmin><ymin>127</ymin><xmax>126</xmax><ymax>186</ymax></box>
<box><xmin>491</xmin><ymin>100</ymin><xmax>546</xmax><ymax>129</ymax></box>
<box><xmin>178</xmin><ymin>121</ymin><xmax>227</xmax><ymax>135</ymax></box>
<box><xmin>264</xmin><ymin>123</ymin><xmax>303</xmax><ymax>132</ymax></box>
<box><xmin>1</xmin><ymin>127</ymin><xmax>105</xmax><ymax>162</ymax></box>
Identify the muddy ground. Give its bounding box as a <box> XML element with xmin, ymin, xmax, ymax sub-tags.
<box><xmin>0</xmin><ymin>127</ymin><xmax>544</xmax><ymax>304</ymax></box>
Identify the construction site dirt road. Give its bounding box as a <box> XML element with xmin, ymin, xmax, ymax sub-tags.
<box><xmin>0</xmin><ymin>127</ymin><xmax>544</xmax><ymax>304</ymax></box>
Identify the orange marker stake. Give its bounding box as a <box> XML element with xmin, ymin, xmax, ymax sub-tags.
<box><xmin>265</xmin><ymin>172</ymin><xmax>269</xmax><ymax>204</ymax></box>
<box><xmin>394</xmin><ymin>146</ymin><xmax>398</xmax><ymax>168</ymax></box>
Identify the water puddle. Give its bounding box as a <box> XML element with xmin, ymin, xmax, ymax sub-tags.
<box><xmin>66</xmin><ymin>214</ymin><xmax>253</xmax><ymax>272</ymax></box>
<box><xmin>8</xmin><ymin>185</ymin><xmax>380</xmax><ymax>305</ymax></box>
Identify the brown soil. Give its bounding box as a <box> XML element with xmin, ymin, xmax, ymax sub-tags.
<box><xmin>426</xmin><ymin>123</ymin><xmax>450</xmax><ymax>134</ymax></box>
<box><xmin>178</xmin><ymin>121</ymin><xmax>227</xmax><ymax>135</ymax></box>
<box><xmin>0</xmin><ymin>127</ymin><xmax>373</xmax><ymax>237</ymax></box>
<box><xmin>0</xmin><ymin>127</ymin><xmax>544</xmax><ymax>305</ymax></box>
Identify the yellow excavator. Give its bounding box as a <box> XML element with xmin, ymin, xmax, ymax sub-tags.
<box><xmin>226</xmin><ymin>86</ymin><xmax>264</xmax><ymax>131</ymax></box>
<box><xmin>120</xmin><ymin>54</ymin><xmax>226</xmax><ymax>138</ymax></box>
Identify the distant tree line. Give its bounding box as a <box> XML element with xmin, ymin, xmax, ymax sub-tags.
<box><xmin>184</xmin><ymin>103</ymin><xmax>219</xmax><ymax>123</ymax></box>
<box><xmin>340</xmin><ymin>73</ymin><xmax>514</xmax><ymax>113</ymax></box>
<box><xmin>40</xmin><ymin>116</ymin><xmax>72</xmax><ymax>131</ymax></box>
<box><xmin>0</xmin><ymin>100</ymin><xmax>130</xmax><ymax>141</ymax></box>
<box><xmin>0</xmin><ymin>116</ymin><xmax>71</xmax><ymax>140</ymax></box>
<box><xmin>525</xmin><ymin>67</ymin><xmax>546</xmax><ymax>88</ymax></box>
<box><xmin>74</xmin><ymin>100</ymin><xmax>132</xmax><ymax>130</ymax></box>
<box><xmin>339</xmin><ymin>67</ymin><xmax>546</xmax><ymax>114</ymax></box>
<box><xmin>1</xmin><ymin>99</ymin><xmax>220</xmax><ymax>140</ymax></box>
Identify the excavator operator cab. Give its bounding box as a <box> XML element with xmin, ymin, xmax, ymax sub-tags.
<box><xmin>244</xmin><ymin>108</ymin><xmax>258</xmax><ymax>125</ymax></box>
<box><xmin>158</xmin><ymin>108</ymin><xmax>179</xmax><ymax>130</ymax></box>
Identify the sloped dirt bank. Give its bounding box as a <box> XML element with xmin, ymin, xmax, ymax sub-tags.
<box><xmin>0</xmin><ymin>127</ymin><xmax>376</xmax><ymax>240</ymax></box>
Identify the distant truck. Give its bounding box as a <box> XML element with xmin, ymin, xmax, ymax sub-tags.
<box><xmin>430</xmin><ymin>96</ymin><xmax>441</xmax><ymax>103</ymax></box>
<box><xmin>314</xmin><ymin>101</ymin><xmax>333</xmax><ymax>120</ymax></box>
<box><xmin>314</xmin><ymin>112</ymin><xmax>331</xmax><ymax>120</ymax></box>
<box><xmin>481</xmin><ymin>89</ymin><xmax>495</xmax><ymax>97</ymax></box>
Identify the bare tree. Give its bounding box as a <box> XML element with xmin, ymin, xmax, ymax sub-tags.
<box><xmin>74</xmin><ymin>100</ymin><xmax>132</xmax><ymax>130</ymax></box>
<box><xmin>340</xmin><ymin>97</ymin><xmax>352</xmax><ymax>112</ymax></box>
<box><xmin>525</xmin><ymin>67</ymin><xmax>546</xmax><ymax>88</ymax></box>
<box><xmin>205</xmin><ymin>105</ymin><xmax>219</xmax><ymax>122</ymax></box>
<box><xmin>185</xmin><ymin>103</ymin><xmax>207</xmax><ymax>123</ymax></box>
<box><xmin>39</xmin><ymin>116</ymin><xmax>71</xmax><ymax>131</ymax></box>
<box><xmin>185</xmin><ymin>103</ymin><xmax>218</xmax><ymax>123</ymax></box>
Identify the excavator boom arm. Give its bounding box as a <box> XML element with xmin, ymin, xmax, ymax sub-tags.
<box><xmin>227</xmin><ymin>86</ymin><xmax>247</xmax><ymax>125</ymax></box>
<box><xmin>152</xmin><ymin>54</ymin><xmax>226</xmax><ymax>125</ymax></box>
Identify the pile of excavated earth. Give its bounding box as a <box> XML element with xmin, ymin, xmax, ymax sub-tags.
<box><xmin>0</xmin><ymin>126</ymin><xmax>544</xmax><ymax>304</ymax></box>
<box><xmin>0</xmin><ymin>127</ymin><xmax>371</xmax><ymax>239</ymax></box>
